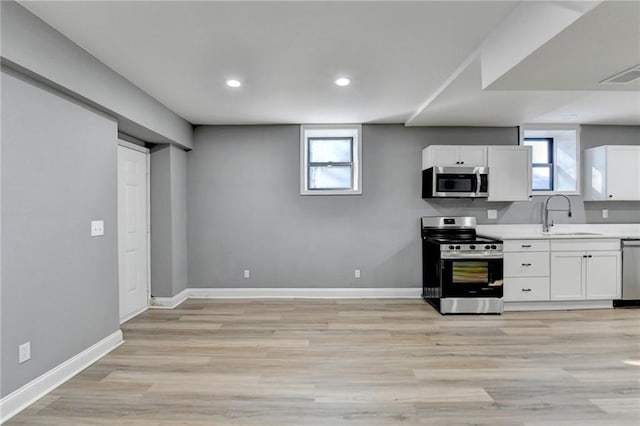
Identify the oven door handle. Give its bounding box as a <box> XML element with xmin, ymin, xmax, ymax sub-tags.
<box><xmin>441</xmin><ymin>253</ymin><xmax>504</xmax><ymax>260</ymax></box>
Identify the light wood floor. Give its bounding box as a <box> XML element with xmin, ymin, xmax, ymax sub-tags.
<box><xmin>8</xmin><ymin>299</ymin><xmax>640</xmax><ymax>425</ymax></box>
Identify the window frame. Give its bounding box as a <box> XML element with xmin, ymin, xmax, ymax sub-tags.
<box><xmin>523</xmin><ymin>137</ymin><xmax>554</xmax><ymax>192</ymax></box>
<box><xmin>519</xmin><ymin>125</ymin><xmax>581</xmax><ymax>196</ymax></box>
<box><xmin>300</xmin><ymin>124</ymin><xmax>362</xmax><ymax>195</ymax></box>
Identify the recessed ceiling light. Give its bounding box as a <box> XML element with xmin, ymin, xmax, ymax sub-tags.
<box><xmin>226</xmin><ymin>79</ymin><xmax>241</xmax><ymax>88</ymax></box>
<box><xmin>335</xmin><ymin>77</ymin><xmax>350</xmax><ymax>87</ymax></box>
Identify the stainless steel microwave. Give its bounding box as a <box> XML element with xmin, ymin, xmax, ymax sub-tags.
<box><xmin>422</xmin><ymin>166</ymin><xmax>489</xmax><ymax>198</ymax></box>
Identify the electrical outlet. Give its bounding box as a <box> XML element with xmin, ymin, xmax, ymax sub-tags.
<box><xmin>354</xmin><ymin>269</ymin><xmax>361</xmax><ymax>279</ymax></box>
<box><xmin>243</xmin><ymin>269</ymin><xmax>250</xmax><ymax>279</ymax></box>
<box><xmin>602</xmin><ymin>209</ymin><xmax>609</xmax><ymax>219</ymax></box>
<box><xmin>18</xmin><ymin>342</ymin><xmax>31</xmax><ymax>364</ymax></box>
<box><xmin>487</xmin><ymin>209</ymin><xmax>498</xmax><ymax>220</ymax></box>
<box><xmin>90</xmin><ymin>220</ymin><xmax>104</xmax><ymax>237</ymax></box>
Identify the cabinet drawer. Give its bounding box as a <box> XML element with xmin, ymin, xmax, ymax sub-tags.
<box><xmin>504</xmin><ymin>240</ymin><xmax>550</xmax><ymax>253</ymax></box>
<box><xmin>504</xmin><ymin>277</ymin><xmax>550</xmax><ymax>302</ymax></box>
<box><xmin>504</xmin><ymin>252</ymin><xmax>550</xmax><ymax>277</ymax></box>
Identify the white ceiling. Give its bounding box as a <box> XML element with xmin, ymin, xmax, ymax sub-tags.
<box><xmin>19</xmin><ymin>1</ymin><xmax>640</xmax><ymax>127</ymax></box>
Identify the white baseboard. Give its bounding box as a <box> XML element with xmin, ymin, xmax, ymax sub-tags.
<box><xmin>187</xmin><ymin>287</ymin><xmax>421</xmax><ymax>299</ymax></box>
<box><xmin>150</xmin><ymin>287</ymin><xmax>420</xmax><ymax>304</ymax></box>
<box><xmin>0</xmin><ymin>330</ymin><xmax>123</xmax><ymax>424</ymax></box>
<box><xmin>150</xmin><ymin>288</ymin><xmax>189</xmax><ymax>309</ymax></box>
<box><xmin>505</xmin><ymin>300</ymin><xmax>613</xmax><ymax>312</ymax></box>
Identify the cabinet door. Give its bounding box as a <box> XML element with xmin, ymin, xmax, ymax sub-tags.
<box><xmin>487</xmin><ymin>146</ymin><xmax>532</xmax><ymax>201</ymax></box>
<box><xmin>458</xmin><ymin>146</ymin><xmax>487</xmax><ymax>166</ymax></box>
<box><xmin>607</xmin><ymin>147</ymin><xmax>640</xmax><ymax>200</ymax></box>
<box><xmin>430</xmin><ymin>146</ymin><xmax>459</xmax><ymax>166</ymax></box>
<box><xmin>550</xmin><ymin>252</ymin><xmax>585</xmax><ymax>300</ymax></box>
<box><xmin>585</xmin><ymin>251</ymin><xmax>621</xmax><ymax>300</ymax></box>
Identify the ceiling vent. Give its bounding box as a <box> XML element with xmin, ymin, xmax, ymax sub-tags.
<box><xmin>600</xmin><ymin>64</ymin><xmax>640</xmax><ymax>84</ymax></box>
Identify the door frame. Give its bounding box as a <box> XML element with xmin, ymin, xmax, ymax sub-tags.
<box><xmin>117</xmin><ymin>139</ymin><xmax>151</xmax><ymax>323</ymax></box>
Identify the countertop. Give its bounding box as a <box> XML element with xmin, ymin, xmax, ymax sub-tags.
<box><xmin>476</xmin><ymin>224</ymin><xmax>640</xmax><ymax>240</ymax></box>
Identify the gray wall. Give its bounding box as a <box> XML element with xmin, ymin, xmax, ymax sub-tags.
<box><xmin>1</xmin><ymin>70</ymin><xmax>119</xmax><ymax>397</ymax></box>
<box><xmin>0</xmin><ymin>1</ymin><xmax>193</xmax><ymax>149</ymax></box>
<box><xmin>150</xmin><ymin>146</ymin><xmax>173</xmax><ymax>297</ymax></box>
<box><xmin>170</xmin><ymin>146</ymin><xmax>188</xmax><ymax>296</ymax></box>
<box><xmin>187</xmin><ymin>125</ymin><xmax>516</xmax><ymax>289</ymax></box>
<box><xmin>150</xmin><ymin>145</ymin><xmax>188</xmax><ymax>297</ymax></box>
<box><xmin>187</xmin><ymin>124</ymin><xmax>640</xmax><ymax>290</ymax></box>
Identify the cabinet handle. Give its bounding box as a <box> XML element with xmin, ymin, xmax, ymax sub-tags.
<box><xmin>583</xmin><ymin>255</ymin><xmax>588</xmax><ymax>258</ymax></box>
<box><xmin>456</xmin><ymin>161</ymin><xmax>461</xmax><ymax>164</ymax></box>
<box><xmin>588</xmin><ymin>255</ymin><xmax>593</xmax><ymax>258</ymax></box>
<box><xmin>609</xmin><ymin>194</ymin><xmax>613</xmax><ymax>198</ymax></box>
<box><xmin>522</xmin><ymin>288</ymin><xmax>532</xmax><ymax>292</ymax></box>
<box><xmin>521</xmin><ymin>244</ymin><xmax>532</xmax><ymax>248</ymax></box>
<box><xmin>460</xmin><ymin>161</ymin><xmax>465</xmax><ymax>164</ymax></box>
<box><xmin>521</xmin><ymin>263</ymin><xmax>532</xmax><ymax>266</ymax></box>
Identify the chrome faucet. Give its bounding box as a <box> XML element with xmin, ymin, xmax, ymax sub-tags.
<box><xmin>543</xmin><ymin>195</ymin><xmax>572</xmax><ymax>232</ymax></box>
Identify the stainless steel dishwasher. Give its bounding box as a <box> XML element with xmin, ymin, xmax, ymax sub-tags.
<box><xmin>615</xmin><ymin>240</ymin><xmax>640</xmax><ymax>307</ymax></box>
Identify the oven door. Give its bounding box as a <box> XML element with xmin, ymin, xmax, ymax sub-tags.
<box><xmin>440</xmin><ymin>257</ymin><xmax>503</xmax><ymax>298</ymax></box>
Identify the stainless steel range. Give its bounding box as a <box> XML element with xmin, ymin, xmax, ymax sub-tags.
<box><xmin>421</xmin><ymin>216</ymin><xmax>504</xmax><ymax>314</ymax></box>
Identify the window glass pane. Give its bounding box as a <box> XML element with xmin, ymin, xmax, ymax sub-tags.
<box><xmin>309</xmin><ymin>166</ymin><xmax>352</xmax><ymax>189</ymax></box>
<box><xmin>524</xmin><ymin>140</ymin><xmax>550</xmax><ymax>163</ymax></box>
<box><xmin>452</xmin><ymin>262</ymin><xmax>488</xmax><ymax>284</ymax></box>
<box><xmin>309</xmin><ymin>138</ymin><xmax>352</xmax><ymax>163</ymax></box>
<box><xmin>532</xmin><ymin>165</ymin><xmax>552</xmax><ymax>191</ymax></box>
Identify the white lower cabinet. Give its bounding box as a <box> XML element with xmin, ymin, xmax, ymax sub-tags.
<box><xmin>504</xmin><ymin>238</ymin><xmax>621</xmax><ymax>308</ymax></box>
<box><xmin>504</xmin><ymin>240</ymin><xmax>550</xmax><ymax>302</ymax></box>
<box><xmin>585</xmin><ymin>251</ymin><xmax>621</xmax><ymax>299</ymax></box>
<box><xmin>550</xmin><ymin>241</ymin><xmax>621</xmax><ymax>301</ymax></box>
<box><xmin>549</xmin><ymin>252</ymin><xmax>586</xmax><ymax>300</ymax></box>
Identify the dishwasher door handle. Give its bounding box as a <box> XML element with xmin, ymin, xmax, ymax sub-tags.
<box><xmin>623</xmin><ymin>240</ymin><xmax>640</xmax><ymax>247</ymax></box>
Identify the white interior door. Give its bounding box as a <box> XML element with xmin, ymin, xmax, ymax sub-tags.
<box><xmin>118</xmin><ymin>143</ymin><xmax>149</xmax><ymax>323</ymax></box>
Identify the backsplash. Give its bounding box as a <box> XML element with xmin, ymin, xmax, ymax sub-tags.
<box><xmin>423</xmin><ymin>196</ymin><xmax>639</xmax><ymax>225</ymax></box>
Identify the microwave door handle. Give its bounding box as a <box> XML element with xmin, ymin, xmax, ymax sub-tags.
<box><xmin>475</xmin><ymin>171</ymin><xmax>481</xmax><ymax>196</ymax></box>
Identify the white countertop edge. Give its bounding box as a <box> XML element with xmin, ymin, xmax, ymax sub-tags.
<box><xmin>476</xmin><ymin>223</ymin><xmax>640</xmax><ymax>240</ymax></box>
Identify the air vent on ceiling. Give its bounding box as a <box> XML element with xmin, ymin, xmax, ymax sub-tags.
<box><xmin>600</xmin><ymin>64</ymin><xmax>640</xmax><ymax>84</ymax></box>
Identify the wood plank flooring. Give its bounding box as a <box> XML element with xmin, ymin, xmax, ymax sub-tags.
<box><xmin>8</xmin><ymin>299</ymin><xmax>640</xmax><ymax>425</ymax></box>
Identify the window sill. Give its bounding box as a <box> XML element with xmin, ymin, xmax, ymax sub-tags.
<box><xmin>300</xmin><ymin>189</ymin><xmax>362</xmax><ymax>196</ymax></box>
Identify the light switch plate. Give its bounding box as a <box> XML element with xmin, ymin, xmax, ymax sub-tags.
<box><xmin>354</xmin><ymin>269</ymin><xmax>361</xmax><ymax>279</ymax></box>
<box><xmin>243</xmin><ymin>269</ymin><xmax>250</xmax><ymax>279</ymax></box>
<box><xmin>91</xmin><ymin>220</ymin><xmax>104</xmax><ymax>237</ymax></box>
<box><xmin>602</xmin><ymin>209</ymin><xmax>609</xmax><ymax>219</ymax></box>
<box><xmin>487</xmin><ymin>209</ymin><xmax>498</xmax><ymax>220</ymax></box>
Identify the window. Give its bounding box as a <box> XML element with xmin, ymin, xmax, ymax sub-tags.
<box><xmin>523</xmin><ymin>138</ymin><xmax>553</xmax><ymax>191</ymax></box>
<box><xmin>520</xmin><ymin>125</ymin><xmax>580</xmax><ymax>194</ymax></box>
<box><xmin>300</xmin><ymin>124</ymin><xmax>362</xmax><ymax>195</ymax></box>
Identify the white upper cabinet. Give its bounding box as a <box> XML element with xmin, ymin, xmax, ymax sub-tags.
<box><xmin>583</xmin><ymin>145</ymin><xmax>640</xmax><ymax>201</ymax></box>
<box><xmin>422</xmin><ymin>145</ymin><xmax>487</xmax><ymax>169</ymax></box>
<box><xmin>487</xmin><ymin>146</ymin><xmax>532</xmax><ymax>202</ymax></box>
